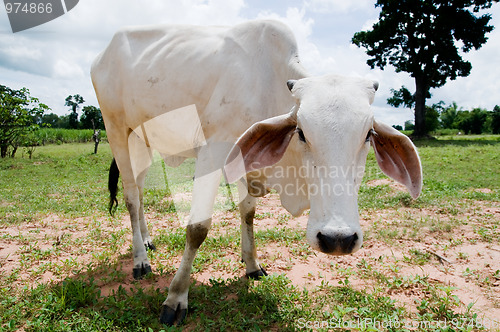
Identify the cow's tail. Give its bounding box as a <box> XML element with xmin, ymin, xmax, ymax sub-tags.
<box><xmin>108</xmin><ymin>158</ymin><xmax>120</xmax><ymax>216</ymax></box>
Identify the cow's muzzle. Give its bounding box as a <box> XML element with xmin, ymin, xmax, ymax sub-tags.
<box><xmin>316</xmin><ymin>231</ymin><xmax>360</xmax><ymax>255</ymax></box>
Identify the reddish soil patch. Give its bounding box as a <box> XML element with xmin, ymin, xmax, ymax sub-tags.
<box><xmin>1</xmin><ymin>193</ymin><xmax>499</xmax><ymax>326</ymax></box>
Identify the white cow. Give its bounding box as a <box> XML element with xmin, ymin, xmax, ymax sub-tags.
<box><xmin>91</xmin><ymin>20</ymin><xmax>422</xmax><ymax>326</ymax></box>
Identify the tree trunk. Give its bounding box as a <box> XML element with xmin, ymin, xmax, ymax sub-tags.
<box><xmin>94</xmin><ymin>141</ymin><xmax>99</xmax><ymax>154</ymax></box>
<box><xmin>92</xmin><ymin>120</ymin><xmax>100</xmax><ymax>154</ymax></box>
<box><xmin>0</xmin><ymin>145</ymin><xmax>7</xmax><ymax>158</ymax></box>
<box><xmin>413</xmin><ymin>76</ymin><xmax>427</xmax><ymax>137</ymax></box>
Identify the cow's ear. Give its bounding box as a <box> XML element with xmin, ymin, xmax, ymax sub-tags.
<box><xmin>370</xmin><ymin>120</ymin><xmax>423</xmax><ymax>199</ymax></box>
<box><xmin>224</xmin><ymin>113</ymin><xmax>297</xmax><ymax>183</ymax></box>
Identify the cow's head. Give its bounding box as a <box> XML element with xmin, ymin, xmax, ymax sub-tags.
<box><xmin>225</xmin><ymin>74</ymin><xmax>422</xmax><ymax>255</ymax></box>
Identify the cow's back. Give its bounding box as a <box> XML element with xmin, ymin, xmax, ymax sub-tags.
<box><xmin>91</xmin><ymin>20</ymin><xmax>307</xmax><ymax>142</ymax></box>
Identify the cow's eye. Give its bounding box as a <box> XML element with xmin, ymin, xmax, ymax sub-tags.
<box><xmin>365</xmin><ymin>129</ymin><xmax>373</xmax><ymax>143</ymax></box>
<box><xmin>296</xmin><ymin>128</ymin><xmax>306</xmax><ymax>143</ymax></box>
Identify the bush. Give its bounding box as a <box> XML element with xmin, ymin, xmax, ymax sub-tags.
<box><xmin>431</xmin><ymin>129</ymin><xmax>460</xmax><ymax>136</ymax></box>
<box><xmin>33</xmin><ymin>128</ymin><xmax>107</xmax><ymax>145</ymax></box>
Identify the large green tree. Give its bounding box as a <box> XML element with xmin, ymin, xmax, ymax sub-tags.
<box><xmin>41</xmin><ymin>113</ymin><xmax>60</xmax><ymax>128</ymax></box>
<box><xmin>0</xmin><ymin>85</ymin><xmax>49</xmax><ymax>157</ymax></box>
<box><xmin>352</xmin><ymin>0</ymin><xmax>498</xmax><ymax>137</ymax></box>
<box><xmin>65</xmin><ymin>94</ymin><xmax>85</xmax><ymax>129</ymax></box>
<box><xmin>80</xmin><ymin>105</ymin><xmax>104</xmax><ymax>130</ymax></box>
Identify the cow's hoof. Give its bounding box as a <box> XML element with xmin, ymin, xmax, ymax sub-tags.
<box><xmin>246</xmin><ymin>266</ymin><xmax>268</xmax><ymax>280</ymax></box>
<box><xmin>159</xmin><ymin>304</ymin><xmax>187</xmax><ymax>326</ymax></box>
<box><xmin>133</xmin><ymin>263</ymin><xmax>152</xmax><ymax>280</ymax></box>
<box><xmin>145</xmin><ymin>242</ymin><xmax>157</xmax><ymax>251</ymax></box>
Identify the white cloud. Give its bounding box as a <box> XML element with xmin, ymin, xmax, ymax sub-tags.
<box><xmin>64</xmin><ymin>0</ymin><xmax>245</xmax><ymax>37</ymax></box>
<box><xmin>3</xmin><ymin>43</ymin><xmax>42</xmax><ymax>60</ymax></box>
<box><xmin>252</xmin><ymin>3</ymin><xmax>412</xmax><ymax>126</ymax></box>
<box><xmin>0</xmin><ymin>0</ymin><xmax>248</xmax><ymax>115</ymax></box>
<box><xmin>256</xmin><ymin>6</ymin><xmax>314</xmax><ymax>45</ymax></box>
<box><xmin>256</xmin><ymin>6</ymin><xmax>339</xmax><ymax>76</ymax></box>
<box><xmin>360</xmin><ymin>17</ymin><xmax>378</xmax><ymax>31</ymax></box>
<box><xmin>53</xmin><ymin>59</ymin><xmax>85</xmax><ymax>80</ymax></box>
<box><xmin>305</xmin><ymin>0</ymin><xmax>374</xmax><ymax>14</ymax></box>
<box><xmin>0</xmin><ymin>34</ymin><xmax>53</xmax><ymax>76</ymax></box>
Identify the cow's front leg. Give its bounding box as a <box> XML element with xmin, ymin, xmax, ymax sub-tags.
<box><xmin>159</xmin><ymin>220</ymin><xmax>210</xmax><ymax>325</ymax></box>
<box><xmin>238</xmin><ymin>181</ymin><xmax>267</xmax><ymax>279</ymax></box>
<box><xmin>160</xmin><ymin>161</ymin><xmax>221</xmax><ymax>326</ymax></box>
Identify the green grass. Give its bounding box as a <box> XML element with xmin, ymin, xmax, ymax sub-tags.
<box><xmin>1</xmin><ymin>136</ymin><xmax>499</xmax><ymax>331</ymax></box>
<box><xmin>359</xmin><ymin>137</ymin><xmax>500</xmax><ymax>212</ymax></box>
<box><xmin>0</xmin><ymin>273</ymin><xmax>412</xmax><ymax>332</ymax></box>
<box><xmin>0</xmin><ymin>143</ymin><xmax>113</xmax><ymax>222</ymax></box>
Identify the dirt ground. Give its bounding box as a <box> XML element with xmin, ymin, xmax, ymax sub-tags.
<box><xmin>1</xmin><ymin>188</ymin><xmax>499</xmax><ymax>328</ymax></box>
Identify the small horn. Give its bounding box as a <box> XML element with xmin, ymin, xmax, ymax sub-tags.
<box><xmin>287</xmin><ymin>80</ymin><xmax>297</xmax><ymax>92</ymax></box>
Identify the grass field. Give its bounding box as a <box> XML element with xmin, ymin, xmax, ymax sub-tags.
<box><xmin>0</xmin><ymin>137</ymin><xmax>499</xmax><ymax>331</ymax></box>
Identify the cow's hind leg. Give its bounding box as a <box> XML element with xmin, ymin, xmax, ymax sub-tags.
<box><xmin>117</xmin><ymin>130</ymin><xmax>155</xmax><ymax>279</ymax></box>
<box><xmin>160</xmin><ymin>154</ymin><xmax>222</xmax><ymax>326</ymax></box>
<box><xmin>238</xmin><ymin>181</ymin><xmax>267</xmax><ymax>279</ymax></box>
<box><xmin>125</xmin><ymin>182</ymin><xmax>153</xmax><ymax>279</ymax></box>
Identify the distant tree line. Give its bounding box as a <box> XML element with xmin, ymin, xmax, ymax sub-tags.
<box><xmin>37</xmin><ymin>105</ymin><xmax>104</xmax><ymax>130</ymax></box>
<box><xmin>1</xmin><ymin>84</ymin><xmax>103</xmax><ymax>158</ymax></box>
<box><xmin>38</xmin><ymin>94</ymin><xmax>104</xmax><ymax>130</ymax></box>
<box><xmin>399</xmin><ymin>102</ymin><xmax>500</xmax><ymax>134</ymax></box>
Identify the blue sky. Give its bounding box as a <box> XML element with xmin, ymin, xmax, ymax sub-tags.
<box><xmin>1</xmin><ymin>0</ymin><xmax>499</xmax><ymax>126</ymax></box>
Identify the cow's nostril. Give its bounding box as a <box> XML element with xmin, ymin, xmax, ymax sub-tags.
<box><xmin>344</xmin><ymin>233</ymin><xmax>358</xmax><ymax>252</ymax></box>
<box><xmin>317</xmin><ymin>231</ymin><xmax>358</xmax><ymax>254</ymax></box>
<box><xmin>317</xmin><ymin>232</ymin><xmax>332</xmax><ymax>253</ymax></box>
